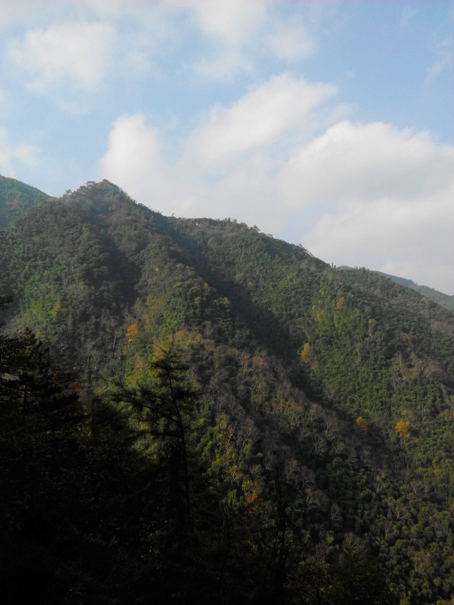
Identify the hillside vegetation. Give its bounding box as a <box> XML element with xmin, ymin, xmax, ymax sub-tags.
<box><xmin>0</xmin><ymin>175</ymin><xmax>53</xmax><ymax>228</ymax></box>
<box><xmin>373</xmin><ymin>270</ymin><xmax>454</xmax><ymax>312</ymax></box>
<box><xmin>2</xmin><ymin>179</ymin><xmax>454</xmax><ymax>604</ymax></box>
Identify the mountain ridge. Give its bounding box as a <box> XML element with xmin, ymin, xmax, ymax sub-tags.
<box><xmin>339</xmin><ymin>265</ymin><xmax>454</xmax><ymax>311</ymax></box>
<box><xmin>0</xmin><ymin>174</ymin><xmax>54</xmax><ymax>228</ymax></box>
<box><xmin>3</xmin><ymin>172</ymin><xmax>452</xmax><ymax>307</ymax></box>
<box><xmin>2</xmin><ymin>178</ymin><xmax>454</xmax><ymax>603</ymax></box>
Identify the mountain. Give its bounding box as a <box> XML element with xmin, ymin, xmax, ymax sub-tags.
<box><xmin>0</xmin><ymin>174</ymin><xmax>53</xmax><ymax>228</ymax></box>
<box><xmin>380</xmin><ymin>272</ymin><xmax>454</xmax><ymax>312</ymax></box>
<box><xmin>2</xmin><ymin>180</ymin><xmax>454</xmax><ymax>604</ymax></box>
<box><xmin>340</xmin><ymin>265</ymin><xmax>454</xmax><ymax>312</ymax></box>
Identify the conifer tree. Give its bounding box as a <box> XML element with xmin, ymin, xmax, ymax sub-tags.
<box><xmin>113</xmin><ymin>344</ymin><xmax>200</xmax><ymax>543</ymax></box>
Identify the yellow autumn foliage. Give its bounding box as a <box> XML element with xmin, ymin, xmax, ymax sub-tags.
<box><xmin>126</xmin><ymin>323</ymin><xmax>139</xmax><ymax>342</ymax></box>
<box><xmin>356</xmin><ymin>417</ymin><xmax>368</xmax><ymax>433</ymax></box>
<box><xmin>301</xmin><ymin>343</ymin><xmax>311</xmax><ymax>361</ymax></box>
<box><xmin>395</xmin><ymin>419</ymin><xmax>410</xmax><ymax>437</ymax></box>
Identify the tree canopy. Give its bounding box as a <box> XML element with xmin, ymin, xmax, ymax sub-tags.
<box><xmin>2</xmin><ymin>179</ymin><xmax>454</xmax><ymax>603</ymax></box>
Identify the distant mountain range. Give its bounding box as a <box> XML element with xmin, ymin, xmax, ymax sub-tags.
<box><xmin>339</xmin><ymin>265</ymin><xmax>454</xmax><ymax>312</ymax></box>
<box><xmin>380</xmin><ymin>273</ymin><xmax>454</xmax><ymax>312</ymax></box>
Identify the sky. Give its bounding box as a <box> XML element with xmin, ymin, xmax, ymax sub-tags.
<box><xmin>0</xmin><ymin>1</ymin><xmax>453</xmax><ymax>293</ymax></box>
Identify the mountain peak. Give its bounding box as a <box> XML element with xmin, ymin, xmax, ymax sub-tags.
<box><xmin>66</xmin><ymin>179</ymin><xmax>133</xmax><ymax>203</ymax></box>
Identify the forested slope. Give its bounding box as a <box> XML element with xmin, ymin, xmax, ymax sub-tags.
<box><xmin>378</xmin><ymin>270</ymin><xmax>454</xmax><ymax>312</ymax></box>
<box><xmin>0</xmin><ymin>175</ymin><xmax>53</xmax><ymax>228</ymax></box>
<box><xmin>340</xmin><ymin>266</ymin><xmax>454</xmax><ymax>312</ymax></box>
<box><xmin>2</xmin><ymin>180</ymin><xmax>454</xmax><ymax>604</ymax></box>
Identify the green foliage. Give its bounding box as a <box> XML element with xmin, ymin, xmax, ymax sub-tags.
<box><xmin>3</xmin><ymin>180</ymin><xmax>454</xmax><ymax>603</ymax></box>
<box><xmin>0</xmin><ymin>174</ymin><xmax>52</xmax><ymax>228</ymax></box>
<box><xmin>378</xmin><ymin>269</ymin><xmax>454</xmax><ymax>312</ymax></box>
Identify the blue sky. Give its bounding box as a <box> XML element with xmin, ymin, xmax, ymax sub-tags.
<box><xmin>1</xmin><ymin>0</ymin><xmax>453</xmax><ymax>291</ymax></box>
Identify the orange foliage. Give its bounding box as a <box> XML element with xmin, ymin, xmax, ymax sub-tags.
<box><xmin>245</xmin><ymin>492</ymin><xmax>264</xmax><ymax>514</ymax></box>
<box><xmin>126</xmin><ymin>323</ymin><xmax>139</xmax><ymax>342</ymax></box>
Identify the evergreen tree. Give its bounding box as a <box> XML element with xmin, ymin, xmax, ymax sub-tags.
<box><xmin>113</xmin><ymin>344</ymin><xmax>200</xmax><ymax>545</ymax></box>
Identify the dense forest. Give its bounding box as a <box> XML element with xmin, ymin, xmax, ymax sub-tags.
<box><xmin>340</xmin><ymin>267</ymin><xmax>454</xmax><ymax>313</ymax></box>
<box><xmin>2</xmin><ymin>178</ymin><xmax>454</xmax><ymax>604</ymax></box>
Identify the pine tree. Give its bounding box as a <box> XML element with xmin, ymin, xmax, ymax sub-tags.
<box><xmin>113</xmin><ymin>344</ymin><xmax>200</xmax><ymax>543</ymax></box>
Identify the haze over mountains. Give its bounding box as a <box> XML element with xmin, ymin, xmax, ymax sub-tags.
<box><xmin>2</xmin><ymin>175</ymin><xmax>454</xmax><ymax>604</ymax></box>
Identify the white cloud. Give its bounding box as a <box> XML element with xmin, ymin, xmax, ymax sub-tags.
<box><xmin>177</xmin><ymin>0</ymin><xmax>267</xmax><ymax>47</ymax></box>
<box><xmin>98</xmin><ymin>71</ymin><xmax>454</xmax><ymax>293</ymax></box>
<box><xmin>277</xmin><ymin>121</ymin><xmax>454</xmax><ymax>209</ymax></box>
<box><xmin>6</xmin><ymin>20</ymin><xmax>117</xmax><ymax>92</ymax></box>
<box><xmin>297</xmin><ymin>124</ymin><xmax>454</xmax><ymax>293</ymax></box>
<box><xmin>192</xmin><ymin>15</ymin><xmax>316</xmax><ymax>82</ymax></box>
<box><xmin>89</xmin><ymin>1</ymin><xmax>182</xmax><ymax>70</ymax></box>
<box><xmin>304</xmin><ymin>187</ymin><xmax>454</xmax><ymax>293</ymax></box>
<box><xmin>0</xmin><ymin>128</ymin><xmax>38</xmax><ymax>177</ymax></box>
<box><xmin>98</xmin><ymin>112</ymin><xmax>192</xmax><ymax>213</ymax></box>
<box><xmin>0</xmin><ymin>1</ymin><xmax>67</xmax><ymax>30</ymax></box>
<box><xmin>98</xmin><ymin>74</ymin><xmax>338</xmax><ymax>221</ymax></box>
<box><xmin>185</xmin><ymin>74</ymin><xmax>336</xmax><ymax>170</ymax></box>
<box><xmin>193</xmin><ymin>49</ymin><xmax>253</xmax><ymax>83</ymax></box>
<box><xmin>1</xmin><ymin>1</ymin><xmax>186</xmax><ymax>104</ymax></box>
<box><xmin>173</xmin><ymin>0</ymin><xmax>318</xmax><ymax>81</ymax></box>
<box><xmin>98</xmin><ymin>109</ymin><xmax>278</xmax><ymax>222</ymax></box>
<box><xmin>268</xmin><ymin>20</ymin><xmax>316</xmax><ymax>61</ymax></box>
<box><xmin>1</xmin><ymin>1</ymin><xmax>321</xmax><ymax>92</ymax></box>
<box><xmin>98</xmin><ymin>113</ymin><xmax>165</xmax><ymax>186</ymax></box>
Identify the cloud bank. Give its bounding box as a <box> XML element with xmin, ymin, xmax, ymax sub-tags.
<box><xmin>7</xmin><ymin>21</ymin><xmax>117</xmax><ymax>92</ymax></box>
